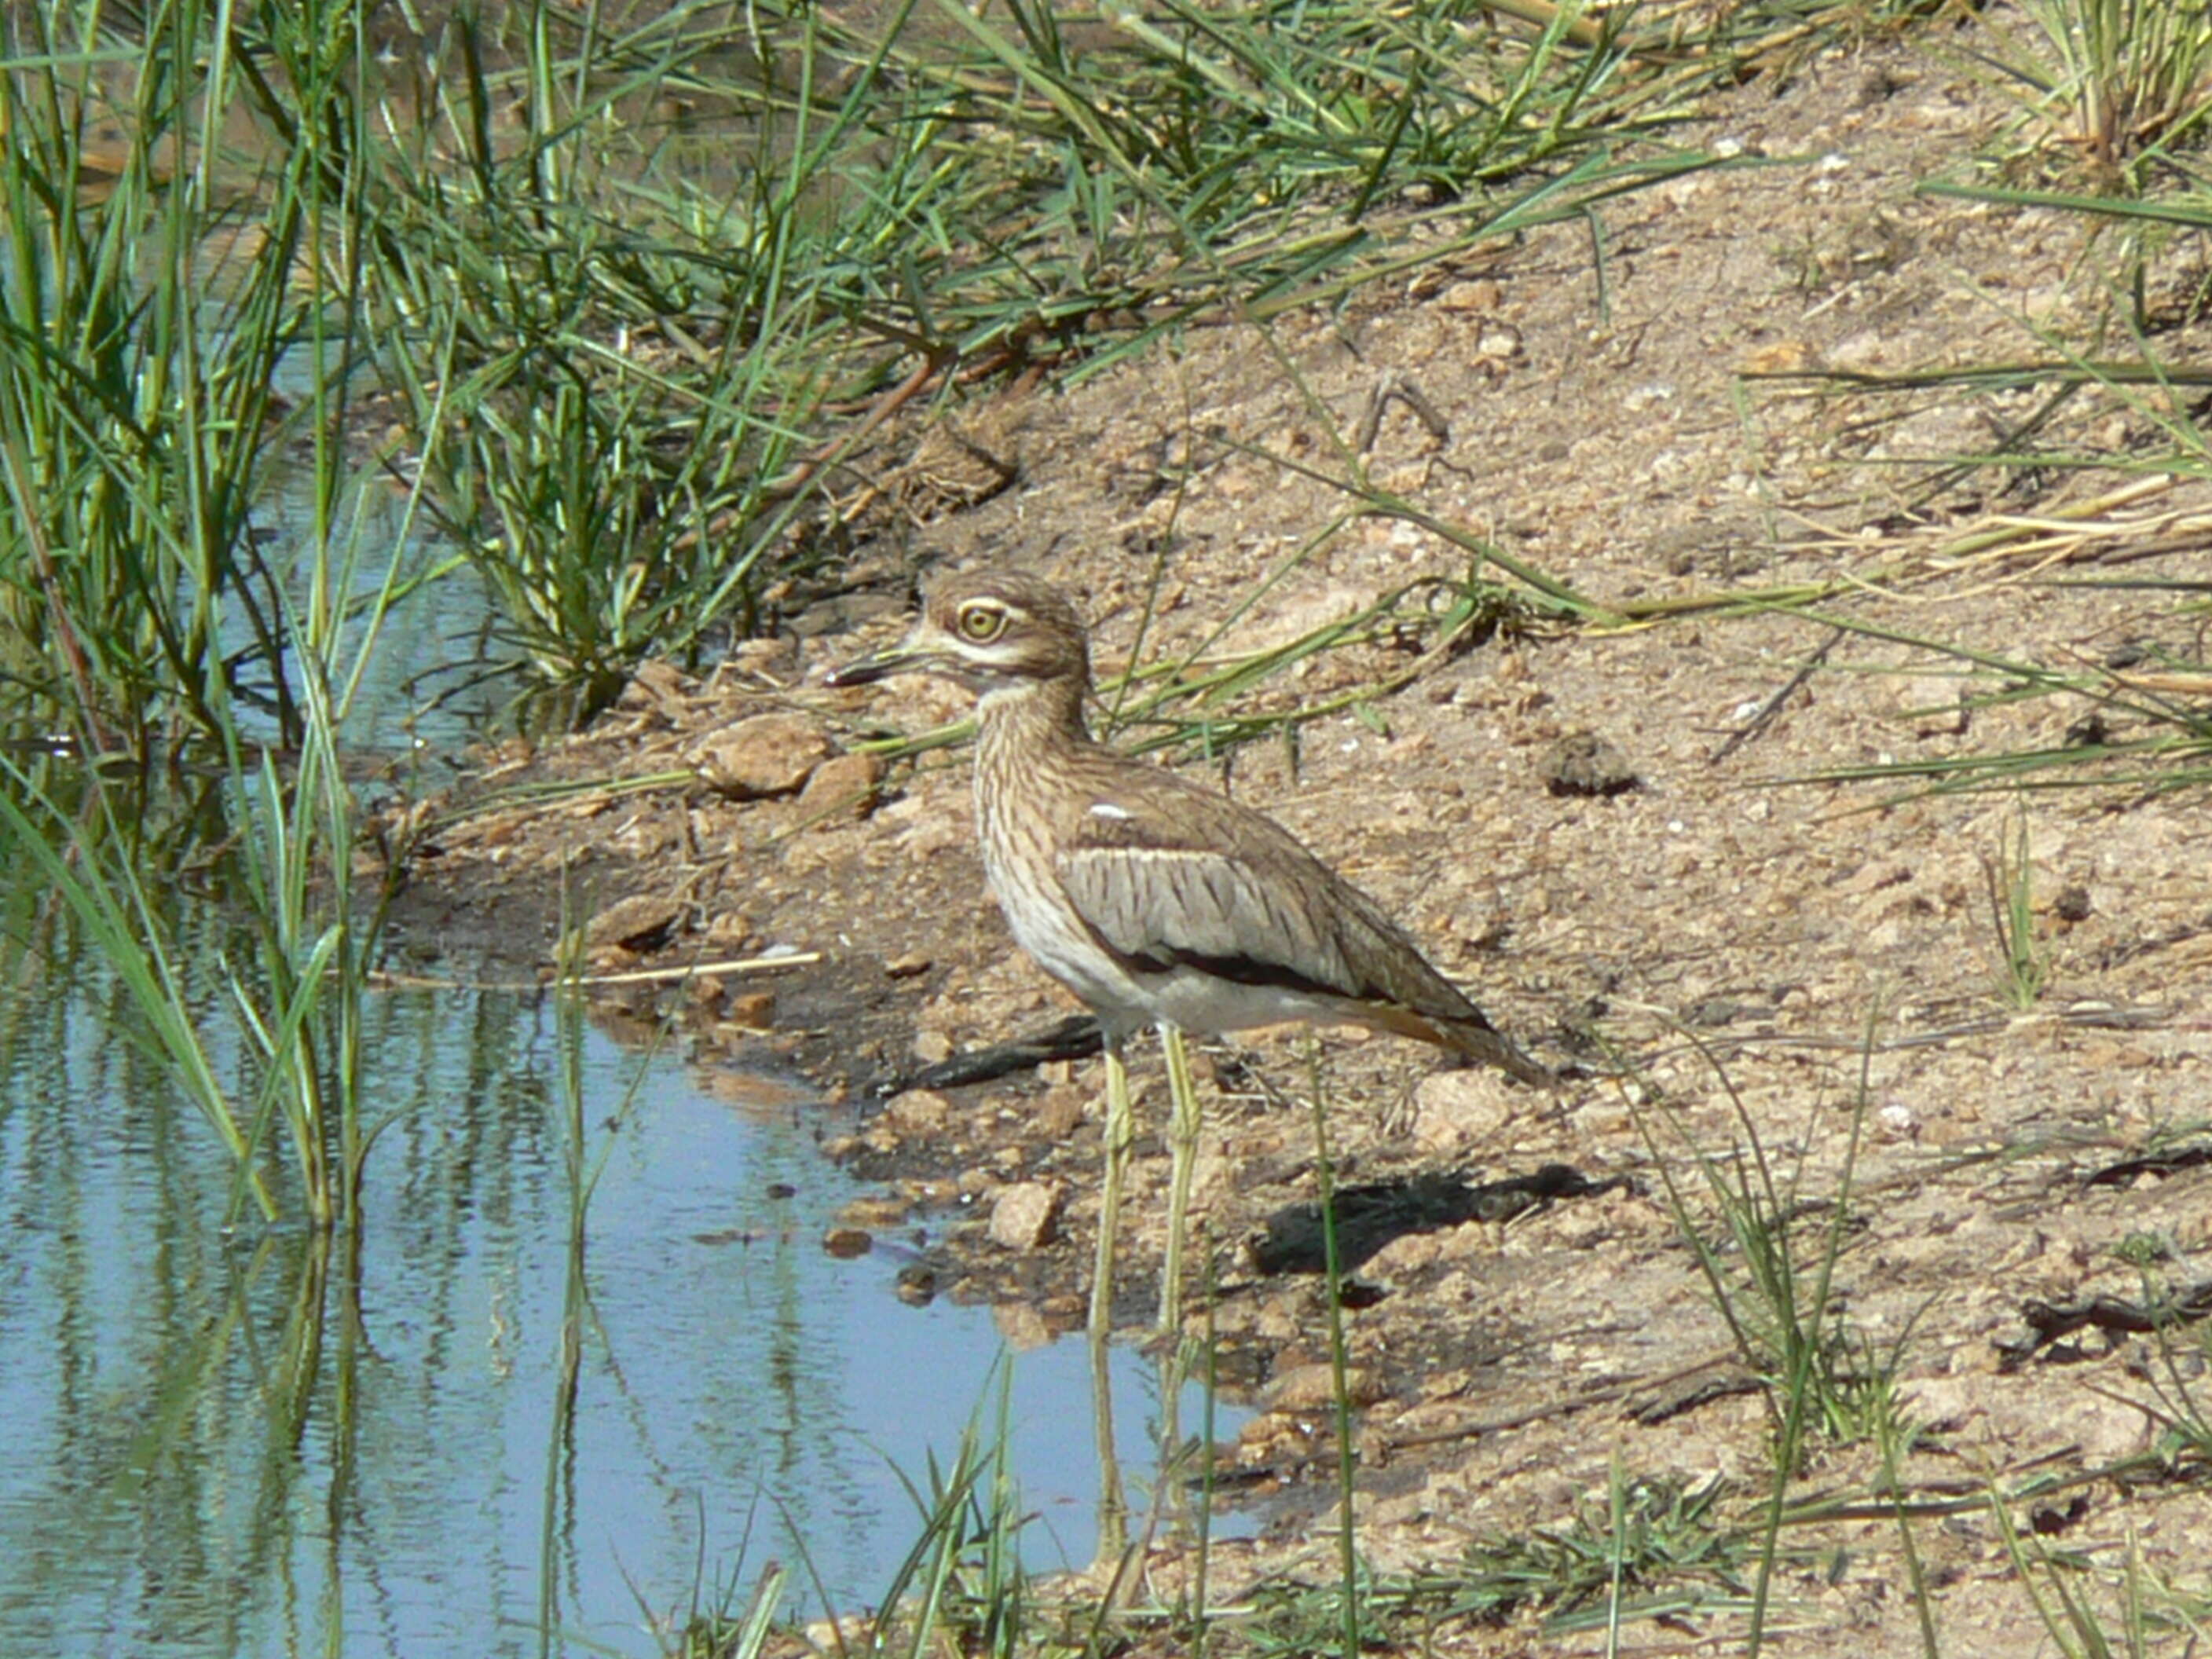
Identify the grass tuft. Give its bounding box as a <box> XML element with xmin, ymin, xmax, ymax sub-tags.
<box><xmin>1969</xmin><ymin>0</ymin><xmax>2212</xmax><ymax>193</ymax></box>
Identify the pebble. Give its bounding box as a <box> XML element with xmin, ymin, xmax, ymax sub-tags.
<box><xmin>987</xmin><ymin>1181</ymin><xmax>1064</xmax><ymax>1251</ymax></box>
<box><xmin>837</xmin><ymin>1196</ymin><xmax>910</xmax><ymax>1229</ymax></box>
<box><xmin>798</xmin><ymin>749</ymin><xmax>883</xmax><ymax>822</ymax></box>
<box><xmin>1540</xmin><ymin>730</ymin><xmax>1640</xmax><ymax>797</ymax></box>
<box><xmin>691</xmin><ymin>712</ymin><xmax>830</xmax><ymax>799</ymax></box>
<box><xmin>1409</xmin><ymin>1070</ymin><xmax>1515</xmax><ymax>1151</ymax></box>
<box><xmin>583</xmin><ymin>892</ymin><xmax>683</xmax><ymax>955</ymax></box>
<box><xmin>1031</xmin><ymin>1083</ymin><xmax>1089</xmax><ymax>1141</ymax></box>
<box><xmin>884</xmin><ymin>1088</ymin><xmax>954</xmax><ymax>1133</ymax></box>
<box><xmin>1265</xmin><ymin>1362</ymin><xmax>1385</xmax><ymax>1414</ymax></box>
<box><xmin>726</xmin><ymin>990</ymin><xmax>775</xmax><ymax>1030</ymax></box>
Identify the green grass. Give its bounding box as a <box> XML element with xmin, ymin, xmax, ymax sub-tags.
<box><xmin>0</xmin><ymin>0</ymin><xmax>428</xmax><ymax>1223</ymax></box>
<box><xmin>0</xmin><ymin>0</ymin><xmax>1740</xmax><ymax>746</ymax></box>
<box><xmin>2</xmin><ymin>2</ymin><xmax>343</xmax><ymax>752</ymax></box>
<box><xmin>1966</xmin><ymin>0</ymin><xmax>2212</xmax><ymax>193</ymax></box>
<box><xmin>0</xmin><ymin>510</ymin><xmax>414</xmax><ymax>1226</ymax></box>
<box><xmin>1635</xmin><ymin>1033</ymin><xmax>1894</xmax><ymax>1463</ymax></box>
<box><xmin>1224</xmin><ymin>1469</ymin><xmax>1762</xmax><ymax>1652</ymax></box>
<box><xmin>1983</xmin><ymin>806</ymin><xmax>2053</xmax><ymax>1011</ymax></box>
<box><xmin>337</xmin><ymin>0</ymin><xmax>1727</xmax><ymax>723</ymax></box>
<box><xmin>1627</xmin><ymin>1020</ymin><xmax>1905</xmax><ymax>1656</ymax></box>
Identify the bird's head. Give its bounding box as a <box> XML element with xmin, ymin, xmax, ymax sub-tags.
<box><xmin>826</xmin><ymin>569</ymin><xmax>1090</xmax><ymax>697</ymax></box>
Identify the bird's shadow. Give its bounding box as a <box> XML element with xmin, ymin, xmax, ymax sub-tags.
<box><xmin>1244</xmin><ymin>1164</ymin><xmax>1631</xmax><ymax>1278</ymax></box>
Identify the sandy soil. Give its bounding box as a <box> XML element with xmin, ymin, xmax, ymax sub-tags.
<box><xmin>389</xmin><ymin>24</ymin><xmax>2212</xmax><ymax>1653</ymax></box>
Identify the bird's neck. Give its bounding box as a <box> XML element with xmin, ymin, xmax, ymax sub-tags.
<box><xmin>974</xmin><ymin>672</ymin><xmax>1093</xmax><ymax>763</ymax></box>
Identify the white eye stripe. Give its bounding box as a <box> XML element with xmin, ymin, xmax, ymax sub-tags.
<box><xmin>1088</xmin><ymin>802</ymin><xmax>1133</xmax><ymax>821</ymax></box>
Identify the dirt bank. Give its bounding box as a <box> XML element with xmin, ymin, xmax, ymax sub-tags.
<box><xmin>390</xmin><ymin>28</ymin><xmax>2212</xmax><ymax>1652</ymax></box>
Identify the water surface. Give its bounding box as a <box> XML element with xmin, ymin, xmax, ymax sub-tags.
<box><xmin>0</xmin><ymin>976</ymin><xmax>1243</xmax><ymax>1657</ymax></box>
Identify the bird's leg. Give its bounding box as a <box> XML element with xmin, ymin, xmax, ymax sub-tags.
<box><xmin>1158</xmin><ymin>1022</ymin><xmax>1201</xmax><ymax>1335</ymax></box>
<box><xmin>1090</xmin><ymin>1038</ymin><xmax>1135</xmax><ymax>1343</ymax></box>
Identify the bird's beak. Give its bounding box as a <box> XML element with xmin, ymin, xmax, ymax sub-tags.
<box><xmin>822</xmin><ymin>638</ymin><xmax>936</xmax><ymax>688</ymax></box>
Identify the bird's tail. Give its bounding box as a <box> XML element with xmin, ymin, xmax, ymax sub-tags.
<box><xmin>1444</xmin><ymin>1016</ymin><xmax>1557</xmax><ymax>1089</ymax></box>
<box><xmin>1369</xmin><ymin>1002</ymin><xmax>1557</xmax><ymax>1088</ymax></box>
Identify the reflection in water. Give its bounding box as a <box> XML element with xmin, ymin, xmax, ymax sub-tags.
<box><xmin>246</xmin><ymin>467</ymin><xmax>504</xmax><ymax>758</ymax></box>
<box><xmin>0</xmin><ymin>970</ymin><xmax>1246</xmax><ymax>1657</ymax></box>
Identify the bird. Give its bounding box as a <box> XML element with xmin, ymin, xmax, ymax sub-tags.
<box><xmin>827</xmin><ymin>568</ymin><xmax>1553</xmax><ymax>1341</ymax></box>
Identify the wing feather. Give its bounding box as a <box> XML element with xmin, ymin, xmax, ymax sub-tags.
<box><xmin>1054</xmin><ymin>773</ymin><xmax>1553</xmax><ymax>1084</ymax></box>
<box><xmin>1058</xmin><ymin>785</ymin><xmax>1377</xmax><ymax>1000</ymax></box>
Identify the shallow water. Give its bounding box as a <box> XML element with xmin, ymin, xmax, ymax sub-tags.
<box><xmin>0</xmin><ymin>280</ymin><xmax>1251</xmax><ymax>1650</ymax></box>
<box><xmin>0</xmin><ymin>975</ymin><xmax>1245</xmax><ymax>1657</ymax></box>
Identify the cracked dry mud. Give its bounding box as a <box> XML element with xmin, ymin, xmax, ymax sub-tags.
<box><xmin>391</xmin><ymin>27</ymin><xmax>2212</xmax><ymax>1654</ymax></box>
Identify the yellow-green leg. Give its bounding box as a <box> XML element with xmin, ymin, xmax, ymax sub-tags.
<box><xmin>1158</xmin><ymin>1023</ymin><xmax>1202</xmax><ymax>1335</ymax></box>
<box><xmin>1089</xmin><ymin>1041</ymin><xmax>1135</xmax><ymax>1342</ymax></box>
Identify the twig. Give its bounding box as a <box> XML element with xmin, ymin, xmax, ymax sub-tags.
<box><xmin>1710</xmin><ymin>624</ymin><xmax>1842</xmax><ymax>764</ymax></box>
<box><xmin>368</xmin><ymin>951</ymin><xmax>823</xmax><ymax>993</ymax></box>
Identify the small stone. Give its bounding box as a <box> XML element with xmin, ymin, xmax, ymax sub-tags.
<box><xmin>884</xmin><ymin>951</ymin><xmax>933</xmax><ymax>980</ymax></box>
<box><xmin>822</xmin><ymin>1227</ymin><xmax>873</xmax><ymax>1258</ymax></box>
<box><xmin>800</xmin><ymin>750</ymin><xmax>884</xmax><ymax>822</ymax></box>
<box><xmin>692</xmin><ymin>712</ymin><xmax>831</xmax><ymax>799</ymax></box>
<box><xmin>1434</xmin><ymin>278</ymin><xmax>1502</xmax><ymax>313</ymax></box>
<box><xmin>702</xmin><ymin>910</ymin><xmax>757</xmax><ymax>952</ymax></box>
<box><xmin>1409</xmin><ymin>1070</ymin><xmax>1514</xmax><ymax>1151</ymax></box>
<box><xmin>584</xmin><ymin>893</ymin><xmax>683</xmax><ymax>955</ymax></box>
<box><xmin>885</xmin><ymin>1088</ymin><xmax>954</xmax><ymax>1133</ymax></box>
<box><xmin>726</xmin><ymin>990</ymin><xmax>775</xmax><ymax>1030</ymax></box>
<box><xmin>987</xmin><ymin>1181</ymin><xmax>1064</xmax><ymax>1251</ymax></box>
<box><xmin>1474</xmin><ymin>320</ymin><xmax>1522</xmax><ymax>361</ymax></box>
<box><xmin>1540</xmin><ymin>730</ymin><xmax>1640</xmax><ymax>797</ymax></box>
<box><xmin>1267</xmin><ymin>1362</ymin><xmax>1384</xmax><ymax>1414</ymax></box>
<box><xmin>992</xmin><ymin>1301</ymin><xmax>1053</xmax><ymax>1350</ymax></box>
<box><xmin>912</xmin><ymin>1030</ymin><xmax>954</xmax><ymax>1065</ymax></box>
<box><xmin>895</xmin><ymin>1265</ymin><xmax>938</xmax><ymax>1306</ymax></box>
<box><xmin>839</xmin><ymin>1195</ymin><xmax>911</xmax><ymax>1229</ymax></box>
<box><xmin>1031</xmin><ymin>1082</ymin><xmax>1089</xmax><ymax>1142</ymax></box>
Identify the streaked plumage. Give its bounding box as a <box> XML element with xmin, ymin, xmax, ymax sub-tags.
<box><xmin>831</xmin><ymin>568</ymin><xmax>1552</xmax><ymax>1085</ymax></box>
<box><xmin>827</xmin><ymin>567</ymin><xmax>1552</xmax><ymax>1337</ymax></box>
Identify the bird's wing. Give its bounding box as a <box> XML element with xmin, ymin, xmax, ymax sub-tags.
<box><xmin>1057</xmin><ymin>777</ymin><xmax>1554</xmax><ymax>1085</ymax></box>
<box><xmin>1055</xmin><ymin>786</ymin><xmax>1373</xmax><ymax>1000</ymax></box>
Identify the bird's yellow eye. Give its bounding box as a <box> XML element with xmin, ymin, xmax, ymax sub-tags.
<box><xmin>956</xmin><ymin>602</ymin><xmax>1006</xmax><ymax>643</ymax></box>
